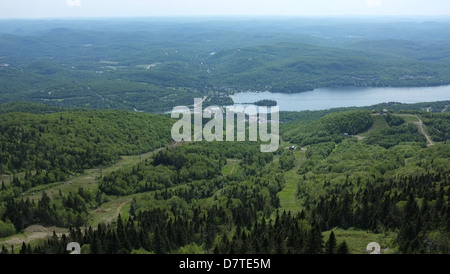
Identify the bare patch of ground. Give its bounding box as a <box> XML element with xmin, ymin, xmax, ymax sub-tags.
<box><xmin>1</xmin><ymin>225</ymin><xmax>66</xmax><ymax>247</ymax></box>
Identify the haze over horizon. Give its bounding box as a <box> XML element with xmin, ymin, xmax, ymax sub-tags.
<box><xmin>1</xmin><ymin>0</ymin><xmax>450</xmax><ymax>19</ymax></box>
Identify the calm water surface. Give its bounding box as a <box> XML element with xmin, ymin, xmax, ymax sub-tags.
<box><xmin>231</xmin><ymin>85</ymin><xmax>450</xmax><ymax>111</ymax></box>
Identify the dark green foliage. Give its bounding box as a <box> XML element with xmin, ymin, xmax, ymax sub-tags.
<box><xmin>280</xmin><ymin>110</ymin><xmax>328</xmax><ymax>124</ymax></box>
<box><xmin>252</xmin><ymin>100</ymin><xmax>277</xmax><ymax>107</ymax></box>
<box><xmin>19</xmin><ymin>207</ymin><xmax>326</xmax><ymax>255</ymax></box>
<box><xmin>1</xmin><ymin>245</ymin><xmax>9</xmax><ymax>254</ymax></box>
<box><xmin>0</xmin><ymin>109</ymin><xmax>175</xmax><ymax>234</ymax></box>
<box><xmin>279</xmin><ymin>101</ymin><xmax>450</xmax><ymax>125</ymax></box>
<box><xmin>2</xmin><ymin>187</ymin><xmax>96</xmax><ymax>231</ymax></box>
<box><xmin>283</xmin><ymin>110</ymin><xmax>373</xmax><ymax>146</ymax></box>
<box><xmin>336</xmin><ymin>241</ymin><xmax>349</xmax><ymax>254</ymax></box>
<box><xmin>0</xmin><ymin>37</ymin><xmax>448</xmax><ymax>255</ymax></box>
<box><xmin>99</xmin><ymin>141</ymin><xmax>271</xmax><ymax>195</ymax></box>
<box><xmin>325</xmin><ymin>231</ymin><xmax>337</xmax><ymax>254</ymax></box>
<box><xmin>5</xmin><ymin>109</ymin><xmax>449</xmax><ymax>254</ymax></box>
<box><xmin>304</xmin><ymin>222</ymin><xmax>324</xmax><ymax>254</ymax></box>
<box><xmin>206</xmin><ymin>41</ymin><xmax>450</xmax><ymax>93</ymax></box>
<box><xmin>0</xmin><ymin>109</ymin><xmax>173</xmax><ymax>177</ymax></box>
<box><xmin>365</xmin><ymin>123</ymin><xmax>426</xmax><ymax>148</ymax></box>
<box><xmin>305</xmin><ymin>142</ymin><xmax>335</xmax><ymax>160</ymax></box>
<box><xmin>312</xmin><ymin>171</ymin><xmax>450</xmax><ymax>253</ymax></box>
<box><xmin>298</xmin><ymin>139</ymin><xmax>406</xmax><ymax>175</ymax></box>
<box><xmin>279</xmin><ymin>151</ymin><xmax>295</xmax><ymax>171</ymax></box>
<box><xmin>422</xmin><ymin>112</ymin><xmax>450</xmax><ymax>142</ymax></box>
<box><xmin>16</xmin><ymin>149</ymin><xmax>319</xmax><ymax>254</ymax></box>
<box><xmin>385</xmin><ymin>113</ymin><xmax>405</xmax><ymax>127</ymax></box>
<box><xmin>204</xmin><ymin>95</ymin><xmax>234</xmax><ymax>106</ymax></box>
<box><xmin>2</xmin><ymin>19</ymin><xmax>450</xmax><ymax>113</ymax></box>
<box><xmin>0</xmin><ymin>102</ymin><xmax>64</xmax><ymax>115</ymax></box>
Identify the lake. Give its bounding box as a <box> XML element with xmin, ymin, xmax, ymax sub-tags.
<box><xmin>230</xmin><ymin>85</ymin><xmax>450</xmax><ymax>111</ymax></box>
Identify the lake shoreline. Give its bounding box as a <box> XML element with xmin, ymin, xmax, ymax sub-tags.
<box><xmin>231</xmin><ymin>85</ymin><xmax>450</xmax><ymax>112</ymax></box>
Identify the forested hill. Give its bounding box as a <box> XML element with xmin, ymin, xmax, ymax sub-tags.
<box><xmin>1</xmin><ymin>18</ymin><xmax>450</xmax><ymax>255</ymax></box>
<box><xmin>0</xmin><ymin>102</ymin><xmax>64</xmax><ymax>115</ymax></box>
<box><xmin>0</xmin><ymin>107</ymin><xmax>174</xmax><ymax>178</ymax></box>
<box><xmin>1</xmin><ymin>18</ymin><xmax>450</xmax><ymax>112</ymax></box>
<box><xmin>206</xmin><ymin>42</ymin><xmax>450</xmax><ymax>93</ymax></box>
<box><xmin>1</xmin><ymin>104</ymin><xmax>450</xmax><ymax>254</ymax></box>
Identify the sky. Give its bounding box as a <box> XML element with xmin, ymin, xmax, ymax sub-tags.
<box><xmin>0</xmin><ymin>0</ymin><xmax>449</xmax><ymax>19</ymax></box>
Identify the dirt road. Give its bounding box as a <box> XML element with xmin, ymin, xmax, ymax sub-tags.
<box><xmin>1</xmin><ymin>225</ymin><xmax>65</xmax><ymax>247</ymax></box>
<box><xmin>395</xmin><ymin>114</ymin><xmax>434</xmax><ymax>146</ymax></box>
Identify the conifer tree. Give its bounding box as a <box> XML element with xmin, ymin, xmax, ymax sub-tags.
<box><xmin>20</xmin><ymin>241</ymin><xmax>27</xmax><ymax>254</ymax></box>
<box><xmin>1</xmin><ymin>245</ymin><xmax>8</xmax><ymax>254</ymax></box>
<box><xmin>304</xmin><ymin>222</ymin><xmax>323</xmax><ymax>254</ymax></box>
<box><xmin>325</xmin><ymin>231</ymin><xmax>337</xmax><ymax>254</ymax></box>
<box><xmin>336</xmin><ymin>241</ymin><xmax>349</xmax><ymax>254</ymax></box>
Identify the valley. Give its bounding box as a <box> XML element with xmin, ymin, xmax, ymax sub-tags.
<box><xmin>1</xmin><ymin>17</ymin><xmax>450</xmax><ymax>255</ymax></box>
<box><xmin>1</xmin><ymin>101</ymin><xmax>449</xmax><ymax>254</ymax></box>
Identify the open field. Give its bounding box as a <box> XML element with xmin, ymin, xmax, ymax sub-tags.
<box><xmin>359</xmin><ymin>115</ymin><xmax>389</xmax><ymax>138</ymax></box>
<box><xmin>323</xmin><ymin>228</ymin><xmax>397</xmax><ymax>254</ymax></box>
<box><xmin>278</xmin><ymin>147</ymin><xmax>306</xmax><ymax>215</ymax></box>
<box><xmin>222</xmin><ymin>159</ymin><xmax>241</xmax><ymax>176</ymax></box>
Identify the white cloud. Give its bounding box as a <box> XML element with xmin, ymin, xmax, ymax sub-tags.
<box><xmin>367</xmin><ymin>0</ymin><xmax>381</xmax><ymax>7</ymax></box>
<box><xmin>67</xmin><ymin>0</ymin><xmax>81</xmax><ymax>7</ymax></box>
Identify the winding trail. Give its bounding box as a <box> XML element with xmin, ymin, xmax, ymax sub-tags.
<box><xmin>414</xmin><ymin>119</ymin><xmax>435</xmax><ymax>147</ymax></box>
<box><xmin>1</xmin><ymin>225</ymin><xmax>65</xmax><ymax>247</ymax></box>
<box><xmin>352</xmin><ymin>135</ymin><xmax>366</xmax><ymax>141</ymax></box>
<box><xmin>229</xmin><ymin>164</ymin><xmax>236</xmax><ymax>175</ymax></box>
<box><xmin>395</xmin><ymin>114</ymin><xmax>435</xmax><ymax>147</ymax></box>
<box><xmin>1</xmin><ymin>142</ymin><xmax>188</xmax><ymax>248</ymax></box>
<box><xmin>108</xmin><ymin>199</ymin><xmax>132</xmax><ymax>224</ymax></box>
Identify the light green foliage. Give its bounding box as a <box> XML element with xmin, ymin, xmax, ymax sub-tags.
<box><xmin>171</xmin><ymin>243</ymin><xmax>206</xmax><ymax>254</ymax></box>
<box><xmin>0</xmin><ymin>219</ymin><xmax>16</xmax><ymax>238</ymax></box>
<box><xmin>0</xmin><ymin>109</ymin><xmax>173</xmax><ymax>176</ymax></box>
<box><xmin>279</xmin><ymin>150</ymin><xmax>296</xmax><ymax>171</ymax></box>
<box><xmin>283</xmin><ymin>110</ymin><xmax>373</xmax><ymax>146</ymax></box>
<box><xmin>422</xmin><ymin>112</ymin><xmax>450</xmax><ymax>141</ymax></box>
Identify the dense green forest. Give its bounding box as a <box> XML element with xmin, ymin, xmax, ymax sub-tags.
<box><xmin>281</xmin><ymin>110</ymin><xmax>374</xmax><ymax>146</ymax></box>
<box><xmin>0</xmin><ymin>107</ymin><xmax>173</xmax><ymax>193</ymax></box>
<box><xmin>1</xmin><ymin>103</ymin><xmax>449</xmax><ymax>254</ymax></box>
<box><xmin>1</xmin><ymin>18</ymin><xmax>450</xmax><ymax>255</ymax></box>
<box><xmin>1</xmin><ymin>18</ymin><xmax>450</xmax><ymax>112</ymax></box>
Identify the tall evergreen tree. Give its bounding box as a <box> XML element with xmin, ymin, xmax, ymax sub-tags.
<box><xmin>336</xmin><ymin>241</ymin><xmax>349</xmax><ymax>254</ymax></box>
<box><xmin>325</xmin><ymin>231</ymin><xmax>337</xmax><ymax>254</ymax></box>
<box><xmin>20</xmin><ymin>242</ymin><xmax>27</xmax><ymax>254</ymax></box>
<box><xmin>1</xmin><ymin>245</ymin><xmax>8</xmax><ymax>254</ymax></box>
<box><xmin>304</xmin><ymin>222</ymin><xmax>323</xmax><ymax>254</ymax></box>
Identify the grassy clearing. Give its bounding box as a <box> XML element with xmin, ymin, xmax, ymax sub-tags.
<box><xmin>395</xmin><ymin>114</ymin><xmax>421</xmax><ymax>123</ymax></box>
<box><xmin>222</xmin><ymin>159</ymin><xmax>241</xmax><ymax>176</ymax></box>
<box><xmin>17</xmin><ymin>143</ymin><xmax>181</xmax><ymax>202</ymax></box>
<box><xmin>2</xmin><ymin>145</ymin><xmax>180</xmax><ymax>246</ymax></box>
<box><xmin>0</xmin><ymin>225</ymin><xmax>68</xmax><ymax>253</ymax></box>
<box><xmin>278</xmin><ymin>148</ymin><xmax>306</xmax><ymax>215</ymax></box>
<box><xmin>19</xmin><ymin>170</ymin><xmax>100</xmax><ymax>202</ymax></box>
<box><xmin>19</xmin><ymin>163</ymin><xmax>122</xmax><ymax>202</ymax></box>
<box><xmin>89</xmin><ymin>195</ymin><xmax>134</xmax><ymax>227</ymax></box>
<box><xmin>323</xmin><ymin>228</ymin><xmax>397</xmax><ymax>254</ymax></box>
<box><xmin>359</xmin><ymin>115</ymin><xmax>389</xmax><ymax>137</ymax></box>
